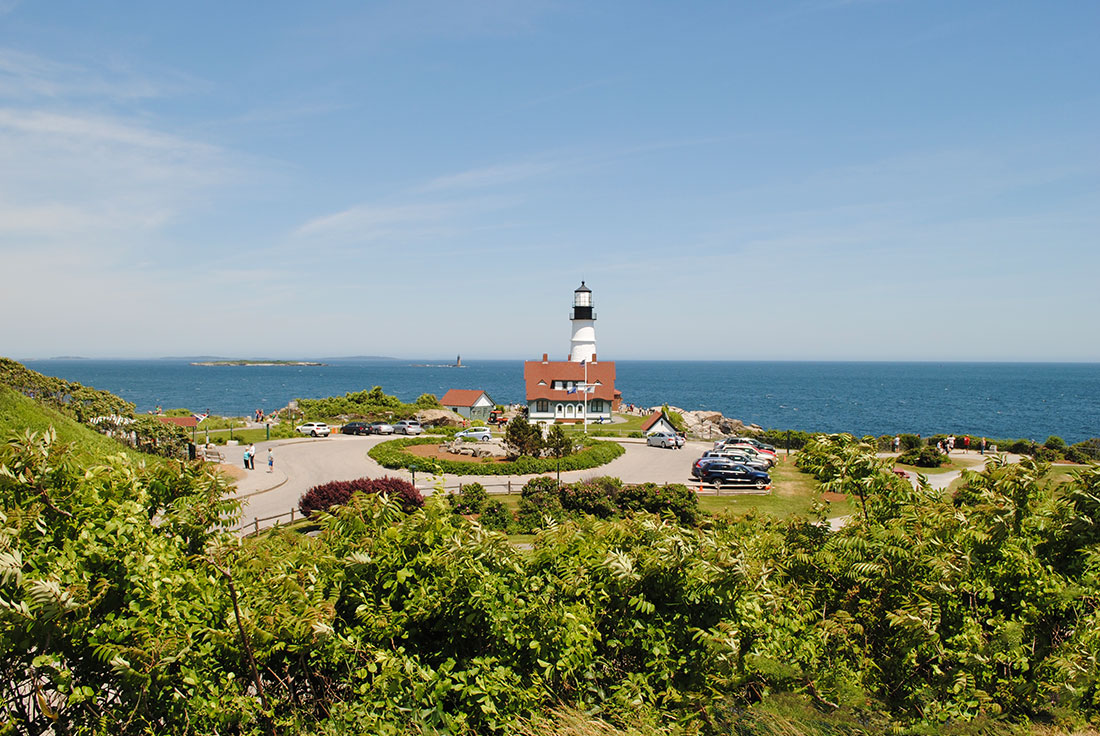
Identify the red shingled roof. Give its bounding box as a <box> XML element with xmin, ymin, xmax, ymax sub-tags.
<box><xmin>156</xmin><ymin>416</ymin><xmax>198</xmax><ymax>428</ymax></box>
<box><xmin>524</xmin><ymin>359</ymin><xmax>616</xmax><ymax>401</ymax></box>
<box><xmin>440</xmin><ymin>389</ymin><xmax>491</xmax><ymax>407</ymax></box>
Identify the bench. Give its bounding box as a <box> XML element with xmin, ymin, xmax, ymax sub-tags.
<box><xmin>202</xmin><ymin>447</ymin><xmax>225</xmax><ymax>463</ymax></box>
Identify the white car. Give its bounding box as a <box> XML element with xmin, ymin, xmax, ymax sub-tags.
<box><xmin>295</xmin><ymin>422</ymin><xmax>331</xmax><ymax>437</ymax></box>
<box><xmin>455</xmin><ymin>427</ymin><xmax>492</xmax><ymax>442</ymax></box>
<box><xmin>393</xmin><ymin>419</ymin><xmax>424</xmax><ymax>435</ymax></box>
<box><xmin>647</xmin><ymin>431</ymin><xmax>684</xmax><ymax>449</ymax></box>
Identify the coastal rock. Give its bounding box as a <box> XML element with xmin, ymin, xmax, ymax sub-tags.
<box><xmin>671</xmin><ymin>407</ymin><xmax>754</xmax><ymax>439</ymax></box>
<box><xmin>441</xmin><ymin>439</ymin><xmax>507</xmax><ymax>458</ymax></box>
<box><xmin>418</xmin><ymin>409</ymin><xmax>466</xmax><ymax>427</ymax></box>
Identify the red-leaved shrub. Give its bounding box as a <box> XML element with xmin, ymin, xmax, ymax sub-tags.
<box><xmin>298</xmin><ymin>476</ymin><xmax>424</xmax><ymax>516</ymax></box>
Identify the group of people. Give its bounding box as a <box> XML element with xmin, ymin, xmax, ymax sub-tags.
<box><xmin>243</xmin><ymin>443</ymin><xmax>274</xmax><ymax>472</ymax></box>
<box><xmin>892</xmin><ymin>434</ymin><xmax>990</xmax><ymax>455</ymax></box>
<box><xmin>254</xmin><ymin>408</ymin><xmax>277</xmax><ymax>423</ymax></box>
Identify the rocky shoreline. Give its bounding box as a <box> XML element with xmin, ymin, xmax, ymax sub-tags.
<box><xmin>667</xmin><ymin>407</ymin><xmax>763</xmax><ymax>439</ymax></box>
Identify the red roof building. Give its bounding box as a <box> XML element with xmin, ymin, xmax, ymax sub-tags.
<box><xmin>640</xmin><ymin>409</ymin><xmax>678</xmax><ymax>436</ymax></box>
<box><xmin>440</xmin><ymin>389</ymin><xmax>495</xmax><ymax>421</ymax></box>
<box><xmin>524</xmin><ymin>353</ymin><xmax>621</xmax><ymax>424</ymax></box>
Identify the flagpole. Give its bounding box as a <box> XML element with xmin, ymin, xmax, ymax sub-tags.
<box><xmin>583</xmin><ymin>360</ymin><xmax>588</xmax><ymax>435</ymax></box>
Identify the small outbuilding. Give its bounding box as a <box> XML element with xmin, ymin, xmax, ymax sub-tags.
<box><xmin>440</xmin><ymin>389</ymin><xmax>495</xmax><ymax>422</ymax></box>
<box><xmin>641</xmin><ymin>409</ymin><xmax>679</xmax><ymax>437</ymax></box>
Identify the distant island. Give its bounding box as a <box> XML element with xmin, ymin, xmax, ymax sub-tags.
<box><xmin>191</xmin><ymin>360</ymin><xmax>326</xmax><ymax>367</ymax></box>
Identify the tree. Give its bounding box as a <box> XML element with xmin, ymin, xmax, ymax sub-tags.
<box><xmin>415</xmin><ymin>393</ymin><xmax>441</xmax><ymax>409</ymax></box>
<box><xmin>504</xmin><ymin>416</ymin><xmax>543</xmax><ymax>458</ymax></box>
<box><xmin>544</xmin><ymin>425</ymin><xmax>572</xmax><ymax>460</ymax></box>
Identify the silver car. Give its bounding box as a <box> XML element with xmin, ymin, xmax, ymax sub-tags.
<box><xmin>393</xmin><ymin>419</ymin><xmax>424</xmax><ymax>435</ymax></box>
<box><xmin>455</xmin><ymin>427</ymin><xmax>492</xmax><ymax>442</ymax></box>
<box><xmin>646</xmin><ymin>431</ymin><xmax>684</xmax><ymax>449</ymax></box>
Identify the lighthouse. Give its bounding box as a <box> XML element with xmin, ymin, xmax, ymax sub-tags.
<box><xmin>525</xmin><ymin>280</ymin><xmax>620</xmax><ymax>426</ymax></box>
<box><xmin>568</xmin><ymin>281</ymin><xmax>596</xmax><ymax>363</ymax></box>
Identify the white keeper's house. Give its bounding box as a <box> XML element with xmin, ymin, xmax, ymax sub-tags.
<box><xmin>524</xmin><ymin>282</ymin><xmax>621</xmax><ymax>425</ymax></box>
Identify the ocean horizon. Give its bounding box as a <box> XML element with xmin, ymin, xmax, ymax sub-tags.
<box><xmin>18</xmin><ymin>358</ymin><xmax>1100</xmax><ymax>444</ymax></box>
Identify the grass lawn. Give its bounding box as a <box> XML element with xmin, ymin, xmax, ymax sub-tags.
<box><xmin>0</xmin><ymin>386</ymin><xmax>161</xmax><ymax>466</ymax></box>
<box><xmin>895</xmin><ymin>454</ymin><xmax>988</xmax><ymax>475</ymax></box>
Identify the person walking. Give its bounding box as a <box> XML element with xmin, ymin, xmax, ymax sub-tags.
<box><xmin>243</xmin><ymin>446</ymin><xmax>251</xmax><ymax>470</ymax></box>
<box><xmin>963</xmin><ymin>435</ymin><xmax>971</xmax><ymax>453</ymax></box>
<box><xmin>893</xmin><ymin>435</ymin><xmax>901</xmax><ymax>453</ymax></box>
<box><xmin>267</xmin><ymin>448</ymin><xmax>274</xmax><ymax>473</ymax></box>
<box><xmin>980</xmin><ymin>437</ymin><xmax>987</xmax><ymax>455</ymax></box>
<box><xmin>247</xmin><ymin>443</ymin><xmax>257</xmax><ymax>469</ymax></box>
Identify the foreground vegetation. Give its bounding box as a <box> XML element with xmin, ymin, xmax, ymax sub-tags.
<box><xmin>4</xmin><ymin>416</ymin><xmax>1100</xmax><ymax>735</ymax></box>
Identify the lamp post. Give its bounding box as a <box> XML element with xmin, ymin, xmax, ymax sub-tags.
<box><xmin>410</xmin><ymin>463</ymin><xmax>417</xmax><ymax>489</ymax></box>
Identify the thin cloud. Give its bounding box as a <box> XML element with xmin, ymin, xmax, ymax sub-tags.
<box><xmin>0</xmin><ymin>47</ymin><xmax>176</xmax><ymax>100</ymax></box>
<box><xmin>419</xmin><ymin>161</ymin><xmax>558</xmax><ymax>193</ymax></box>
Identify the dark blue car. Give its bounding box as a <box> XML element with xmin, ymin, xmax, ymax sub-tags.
<box><xmin>695</xmin><ymin>459</ymin><xmax>770</xmax><ymax>489</ymax></box>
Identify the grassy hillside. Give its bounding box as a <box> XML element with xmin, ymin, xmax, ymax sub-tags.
<box><xmin>0</xmin><ymin>384</ymin><xmax>155</xmax><ymax>465</ymax></box>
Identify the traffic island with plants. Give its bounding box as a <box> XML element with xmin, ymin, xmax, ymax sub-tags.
<box><xmin>368</xmin><ymin>417</ymin><xmax>625</xmax><ymax>476</ymax></box>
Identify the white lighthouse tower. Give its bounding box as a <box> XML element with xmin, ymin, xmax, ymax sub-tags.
<box><xmin>568</xmin><ymin>281</ymin><xmax>597</xmax><ymax>363</ymax></box>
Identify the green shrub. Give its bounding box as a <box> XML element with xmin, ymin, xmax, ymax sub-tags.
<box><xmin>478</xmin><ymin>499</ymin><xmax>512</xmax><ymax>532</ymax></box>
<box><xmin>559</xmin><ymin>477</ymin><xmax>620</xmax><ymax>518</ymax></box>
<box><xmin>516</xmin><ymin>477</ymin><xmax>565</xmax><ymax>532</ymax></box>
<box><xmin>1044</xmin><ymin>435</ymin><xmax>1067</xmax><ymax>451</ymax></box>
<box><xmin>617</xmin><ymin>482</ymin><xmax>699</xmax><ymax>524</ymax></box>
<box><xmin>449</xmin><ymin>482</ymin><xmax>488</xmax><ymax>514</ymax></box>
<box><xmin>898</xmin><ymin>445</ymin><xmax>947</xmax><ymax>468</ymax></box>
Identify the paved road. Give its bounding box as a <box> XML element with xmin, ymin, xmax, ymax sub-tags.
<box><xmin>225</xmin><ymin>434</ymin><xmax>716</xmax><ymax>531</ymax></box>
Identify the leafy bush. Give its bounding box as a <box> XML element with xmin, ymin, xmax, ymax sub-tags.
<box><xmin>559</xmin><ymin>477</ymin><xmax>620</xmax><ymax>518</ymax></box>
<box><xmin>897</xmin><ymin>445</ymin><xmax>948</xmax><ymax>468</ymax></box>
<box><xmin>478</xmin><ymin>499</ymin><xmax>512</xmax><ymax>532</ymax></box>
<box><xmin>369</xmin><ymin>436</ymin><xmax>624</xmax><ymax>476</ymax></box>
<box><xmin>516</xmin><ymin>476</ymin><xmax>565</xmax><ymax>532</ymax></box>
<box><xmin>1044</xmin><ymin>435</ymin><xmax>1067</xmax><ymax>450</ymax></box>
<box><xmin>299</xmin><ymin>476</ymin><xmax>423</xmax><ymax>516</ymax></box>
<box><xmin>449</xmin><ymin>482</ymin><xmax>488</xmax><ymax>514</ymax></box>
<box><xmin>8</xmin><ymin>426</ymin><xmax>1100</xmax><ymax>733</ymax></box>
<box><xmin>616</xmin><ymin>482</ymin><xmax>699</xmax><ymax>524</ymax></box>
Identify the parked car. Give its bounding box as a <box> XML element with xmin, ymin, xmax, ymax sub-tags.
<box><xmin>393</xmin><ymin>419</ymin><xmax>424</xmax><ymax>435</ymax></box>
<box><xmin>696</xmin><ymin>460</ymin><xmax>771</xmax><ymax>489</ymax></box>
<box><xmin>702</xmin><ymin>448</ymin><xmax>770</xmax><ymax>471</ymax></box>
<box><xmin>455</xmin><ymin>427</ymin><xmax>492</xmax><ymax>442</ymax></box>
<box><xmin>369</xmin><ymin>421</ymin><xmax>395</xmax><ymax>435</ymax></box>
<box><xmin>341</xmin><ymin>421</ymin><xmax>372</xmax><ymax>435</ymax></box>
<box><xmin>715</xmin><ymin>437</ymin><xmax>777</xmax><ymax>454</ymax></box>
<box><xmin>691</xmin><ymin>456</ymin><xmax>732</xmax><ymax>478</ymax></box>
<box><xmin>647</xmin><ymin>431</ymin><xmax>684</xmax><ymax>449</ymax></box>
<box><xmin>718</xmin><ymin>444</ymin><xmax>775</xmax><ymax>467</ymax></box>
<box><xmin>295</xmin><ymin>422</ymin><xmax>331</xmax><ymax>437</ymax></box>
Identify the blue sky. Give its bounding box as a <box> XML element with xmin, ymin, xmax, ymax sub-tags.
<box><xmin>1</xmin><ymin>1</ymin><xmax>1097</xmax><ymax>361</ymax></box>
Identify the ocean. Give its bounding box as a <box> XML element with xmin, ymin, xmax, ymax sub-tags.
<box><xmin>18</xmin><ymin>359</ymin><xmax>1100</xmax><ymax>444</ymax></box>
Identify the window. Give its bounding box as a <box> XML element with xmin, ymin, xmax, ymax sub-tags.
<box><xmin>552</xmin><ymin>380</ymin><xmax>562</xmax><ymax>389</ymax></box>
<box><xmin>589</xmin><ymin>399</ymin><xmax>605</xmax><ymax>413</ymax></box>
<box><xmin>536</xmin><ymin>399</ymin><xmax>549</xmax><ymax>413</ymax></box>
<box><xmin>555</xmin><ymin>403</ymin><xmax>564</xmax><ymax>417</ymax></box>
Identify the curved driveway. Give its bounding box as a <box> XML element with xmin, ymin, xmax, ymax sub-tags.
<box><xmin>227</xmin><ymin>434</ymin><xmax>712</xmax><ymax>530</ymax></box>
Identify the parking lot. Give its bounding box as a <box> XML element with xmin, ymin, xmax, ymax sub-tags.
<box><xmin>229</xmin><ymin>434</ymin><xmax>743</xmax><ymax>529</ymax></box>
